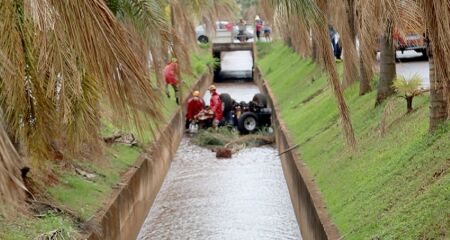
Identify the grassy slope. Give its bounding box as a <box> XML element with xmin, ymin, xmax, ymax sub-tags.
<box><xmin>0</xmin><ymin>50</ymin><xmax>215</xmax><ymax>239</ymax></box>
<box><xmin>258</xmin><ymin>42</ymin><xmax>449</xmax><ymax>239</ymax></box>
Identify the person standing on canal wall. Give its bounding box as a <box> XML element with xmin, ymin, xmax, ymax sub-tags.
<box><xmin>164</xmin><ymin>58</ymin><xmax>180</xmax><ymax>105</ymax></box>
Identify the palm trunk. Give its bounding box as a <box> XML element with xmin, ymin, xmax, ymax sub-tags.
<box><xmin>422</xmin><ymin>1</ymin><xmax>450</xmax><ymax>132</ymax></box>
<box><xmin>342</xmin><ymin>0</ymin><xmax>359</xmax><ymax>88</ymax></box>
<box><xmin>406</xmin><ymin>96</ymin><xmax>414</xmax><ymax>113</ymax></box>
<box><xmin>312</xmin><ymin>34</ymin><xmax>319</xmax><ymax>62</ymax></box>
<box><xmin>429</xmin><ymin>52</ymin><xmax>448</xmax><ymax>131</ymax></box>
<box><xmin>376</xmin><ymin>25</ymin><xmax>396</xmax><ymax>106</ymax></box>
<box><xmin>359</xmin><ymin>47</ymin><xmax>372</xmax><ymax>95</ymax></box>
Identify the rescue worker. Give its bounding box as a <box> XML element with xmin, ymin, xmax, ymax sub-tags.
<box><xmin>164</xmin><ymin>58</ymin><xmax>180</xmax><ymax>105</ymax></box>
<box><xmin>208</xmin><ymin>85</ymin><xmax>223</xmax><ymax>129</ymax></box>
<box><xmin>185</xmin><ymin>90</ymin><xmax>205</xmax><ymax>129</ymax></box>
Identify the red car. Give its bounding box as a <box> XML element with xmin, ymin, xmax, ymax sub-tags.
<box><xmin>393</xmin><ymin>30</ymin><xmax>428</xmax><ymax>58</ymax></box>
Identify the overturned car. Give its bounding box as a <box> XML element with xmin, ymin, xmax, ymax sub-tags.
<box><xmin>220</xmin><ymin>93</ymin><xmax>272</xmax><ymax>134</ymax></box>
<box><xmin>188</xmin><ymin>93</ymin><xmax>272</xmax><ymax>134</ymax></box>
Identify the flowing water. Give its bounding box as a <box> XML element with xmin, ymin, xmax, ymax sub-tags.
<box><xmin>137</xmin><ymin>51</ymin><xmax>301</xmax><ymax>239</ymax></box>
<box><xmin>137</xmin><ymin>138</ymin><xmax>301</xmax><ymax>240</ymax></box>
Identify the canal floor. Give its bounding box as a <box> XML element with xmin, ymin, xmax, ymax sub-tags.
<box><xmin>137</xmin><ymin>138</ymin><xmax>301</xmax><ymax>240</ymax></box>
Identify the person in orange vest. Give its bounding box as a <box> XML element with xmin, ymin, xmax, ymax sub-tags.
<box><xmin>208</xmin><ymin>85</ymin><xmax>223</xmax><ymax>129</ymax></box>
<box><xmin>164</xmin><ymin>58</ymin><xmax>180</xmax><ymax>104</ymax></box>
<box><xmin>185</xmin><ymin>90</ymin><xmax>205</xmax><ymax>129</ymax></box>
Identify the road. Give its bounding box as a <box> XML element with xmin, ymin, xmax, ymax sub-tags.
<box><xmin>375</xmin><ymin>50</ymin><xmax>430</xmax><ymax>88</ymax></box>
<box><xmin>395</xmin><ymin>50</ymin><xmax>430</xmax><ymax>88</ymax></box>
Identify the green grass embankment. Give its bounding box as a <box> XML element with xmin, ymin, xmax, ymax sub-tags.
<box><xmin>0</xmin><ymin>50</ymin><xmax>215</xmax><ymax>239</ymax></box>
<box><xmin>258</xmin><ymin>42</ymin><xmax>449</xmax><ymax>239</ymax></box>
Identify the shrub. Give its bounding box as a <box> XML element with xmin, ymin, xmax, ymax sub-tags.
<box><xmin>393</xmin><ymin>74</ymin><xmax>424</xmax><ymax>113</ymax></box>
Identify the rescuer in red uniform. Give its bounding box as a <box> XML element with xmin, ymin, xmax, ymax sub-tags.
<box><xmin>185</xmin><ymin>90</ymin><xmax>205</xmax><ymax>129</ymax></box>
<box><xmin>164</xmin><ymin>58</ymin><xmax>180</xmax><ymax>105</ymax></box>
<box><xmin>208</xmin><ymin>85</ymin><xmax>223</xmax><ymax>129</ymax></box>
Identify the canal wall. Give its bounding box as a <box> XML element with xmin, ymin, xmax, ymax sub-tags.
<box><xmin>88</xmin><ymin>72</ymin><xmax>213</xmax><ymax>240</ymax></box>
<box><xmin>254</xmin><ymin>68</ymin><xmax>341</xmax><ymax>240</ymax></box>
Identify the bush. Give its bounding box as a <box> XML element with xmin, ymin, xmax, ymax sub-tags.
<box><xmin>393</xmin><ymin>74</ymin><xmax>424</xmax><ymax>113</ymax></box>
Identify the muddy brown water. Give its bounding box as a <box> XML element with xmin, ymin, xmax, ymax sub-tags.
<box><xmin>137</xmin><ymin>138</ymin><xmax>301</xmax><ymax>240</ymax></box>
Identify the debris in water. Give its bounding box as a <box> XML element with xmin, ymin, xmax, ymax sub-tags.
<box><xmin>215</xmin><ymin>147</ymin><xmax>232</xmax><ymax>158</ymax></box>
<box><xmin>191</xmin><ymin>128</ymin><xmax>275</xmax><ymax>157</ymax></box>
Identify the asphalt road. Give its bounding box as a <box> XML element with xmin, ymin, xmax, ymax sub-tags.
<box><xmin>378</xmin><ymin>50</ymin><xmax>430</xmax><ymax>88</ymax></box>
<box><xmin>395</xmin><ymin>50</ymin><xmax>430</xmax><ymax>88</ymax></box>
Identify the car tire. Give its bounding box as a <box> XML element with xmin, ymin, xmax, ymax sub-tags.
<box><xmin>220</xmin><ymin>93</ymin><xmax>234</xmax><ymax>113</ymax></box>
<box><xmin>198</xmin><ymin>35</ymin><xmax>209</xmax><ymax>43</ymax></box>
<box><xmin>421</xmin><ymin>49</ymin><xmax>429</xmax><ymax>60</ymax></box>
<box><xmin>238</xmin><ymin>112</ymin><xmax>259</xmax><ymax>134</ymax></box>
<box><xmin>252</xmin><ymin>93</ymin><xmax>268</xmax><ymax>107</ymax></box>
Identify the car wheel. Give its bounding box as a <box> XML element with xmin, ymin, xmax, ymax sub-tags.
<box><xmin>421</xmin><ymin>49</ymin><xmax>429</xmax><ymax>60</ymax></box>
<box><xmin>252</xmin><ymin>93</ymin><xmax>268</xmax><ymax>107</ymax></box>
<box><xmin>198</xmin><ymin>35</ymin><xmax>209</xmax><ymax>43</ymax></box>
<box><xmin>220</xmin><ymin>93</ymin><xmax>234</xmax><ymax>114</ymax></box>
<box><xmin>238</xmin><ymin>112</ymin><xmax>258</xmax><ymax>134</ymax></box>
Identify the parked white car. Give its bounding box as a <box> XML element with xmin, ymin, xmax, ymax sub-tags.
<box><xmin>195</xmin><ymin>21</ymin><xmax>254</xmax><ymax>43</ymax></box>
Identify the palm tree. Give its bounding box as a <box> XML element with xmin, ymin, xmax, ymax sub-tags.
<box><xmin>376</xmin><ymin>22</ymin><xmax>396</xmax><ymax>105</ymax></box>
<box><xmin>355</xmin><ymin>0</ymin><xmax>379</xmax><ymax>96</ymax></box>
<box><xmin>358</xmin><ymin>47</ymin><xmax>373</xmax><ymax>95</ymax></box>
<box><xmin>0</xmin><ymin>121</ymin><xmax>25</xmax><ymax>206</ymax></box>
<box><xmin>0</xmin><ymin>0</ymin><xmax>170</xmax><ymax>202</ymax></box>
<box><xmin>421</xmin><ymin>0</ymin><xmax>450</xmax><ymax>132</ymax></box>
<box><xmin>267</xmin><ymin>0</ymin><xmax>357</xmax><ymax>150</ymax></box>
<box><xmin>359</xmin><ymin>0</ymin><xmax>422</xmax><ymax>105</ymax></box>
<box><xmin>428</xmin><ymin>49</ymin><xmax>448</xmax><ymax>132</ymax></box>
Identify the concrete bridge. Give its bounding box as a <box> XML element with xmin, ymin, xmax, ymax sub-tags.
<box><xmin>212</xmin><ymin>42</ymin><xmax>256</xmax><ymax>81</ymax></box>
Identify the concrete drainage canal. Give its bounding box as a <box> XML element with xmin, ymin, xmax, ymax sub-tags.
<box><xmin>137</xmin><ymin>50</ymin><xmax>302</xmax><ymax>239</ymax></box>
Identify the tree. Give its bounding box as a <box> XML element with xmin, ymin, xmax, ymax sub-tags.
<box><xmin>267</xmin><ymin>0</ymin><xmax>357</xmax><ymax>150</ymax></box>
<box><xmin>393</xmin><ymin>74</ymin><xmax>423</xmax><ymax>113</ymax></box>
<box><xmin>355</xmin><ymin>0</ymin><xmax>422</xmax><ymax>103</ymax></box>
<box><xmin>0</xmin><ymin>0</ymin><xmax>170</xmax><ymax>200</ymax></box>
<box><xmin>376</xmin><ymin>23</ymin><xmax>396</xmax><ymax>105</ymax></box>
<box><xmin>0</xmin><ymin>122</ymin><xmax>25</xmax><ymax>206</ymax></box>
<box><xmin>421</xmin><ymin>0</ymin><xmax>450</xmax><ymax>132</ymax></box>
<box><xmin>358</xmin><ymin>47</ymin><xmax>372</xmax><ymax>95</ymax></box>
<box><xmin>355</xmin><ymin>0</ymin><xmax>375</xmax><ymax>95</ymax></box>
<box><xmin>428</xmin><ymin>50</ymin><xmax>448</xmax><ymax>131</ymax></box>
